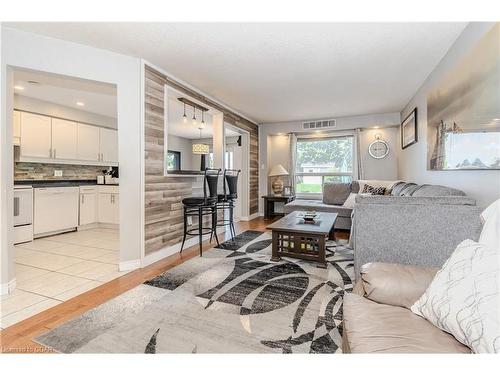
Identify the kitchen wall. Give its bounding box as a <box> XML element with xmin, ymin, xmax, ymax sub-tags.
<box><xmin>167</xmin><ymin>134</ymin><xmax>193</xmax><ymax>170</ymax></box>
<box><xmin>399</xmin><ymin>22</ymin><xmax>500</xmax><ymax>208</ymax></box>
<box><xmin>1</xmin><ymin>27</ymin><xmax>142</xmax><ymax>291</ymax></box>
<box><xmin>14</xmin><ymin>162</ymin><xmax>108</xmax><ymax>181</ymax></box>
<box><xmin>259</xmin><ymin>112</ymin><xmax>400</xmax><ymax>209</ymax></box>
<box><xmin>14</xmin><ymin>95</ymin><xmax>117</xmax><ymax>129</ymax></box>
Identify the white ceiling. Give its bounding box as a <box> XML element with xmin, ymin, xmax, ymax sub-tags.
<box><xmin>7</xmin><ymin>22</ymin><xmax>468</xmax><ymax>123</ymax></box>
<box><xmin>167</xmin><ymin>89</ymin><xmax>240</xmax><ymax>139</ymax></box>
<box><xmin>13</xmin><ymin>68</ymin><xmax>117</xmax><ymax>118</ymax></box>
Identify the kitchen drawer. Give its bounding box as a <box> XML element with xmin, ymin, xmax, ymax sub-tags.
<box><xmin>98</xmin><ymin>185</ymin><xmax>119</xmax><ymax>194</ymax></box>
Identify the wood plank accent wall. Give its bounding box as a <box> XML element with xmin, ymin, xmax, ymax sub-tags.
<box><xmin>144</xmin><ymin>65</ymin><xmax>259</xmax><ymax>255</ymax></box>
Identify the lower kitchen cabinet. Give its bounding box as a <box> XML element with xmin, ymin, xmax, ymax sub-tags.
<box><xmin>79</xmin><ymin>186</ymin><xmax>98</xmax><ymax>225</ymax></box>
<box><xmin>97</xmin><ymin>186</ymin><xmax>119</xmax><ymax>225</ymax></box>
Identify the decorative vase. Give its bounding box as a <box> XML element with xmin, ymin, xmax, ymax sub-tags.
<box><xmin>272</xmin><ymin>177</ymin><xmax>284</xmax><ymax>195</ymax></box>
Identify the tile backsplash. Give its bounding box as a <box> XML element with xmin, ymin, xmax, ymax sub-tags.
<box><xmin>14</xmin><ymin>162</ymin><xmax>110</xmax><ymax>181</ymax></box>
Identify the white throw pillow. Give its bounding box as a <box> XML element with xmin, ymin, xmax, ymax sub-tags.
<box><xmin>411</xmin><ymin>239</ymin><xmax>500</xmax><ymax>353</ymax></box>
<box><xmin>479</xmin><ymin>199</ymin><xmax>500</xmax><ymax>251</ymax></box>
<box><xmin>342</xmin><ymin>193</ymin><xmax>357</xmax><ymax>209</ymax></box>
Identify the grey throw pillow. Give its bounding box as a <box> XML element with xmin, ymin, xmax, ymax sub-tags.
<box><xmin>323</xmin><ymin>182</ymin><xmax>351</xmax><ymax>205</ymax></box>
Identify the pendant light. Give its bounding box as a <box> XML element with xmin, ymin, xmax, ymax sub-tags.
<box><xmin>200</xmin><ymin>110</ymin><xmax>205</xmax><ymax>129</ymax></box>
<box><xmin>192</xmin><ymin>127</ymin><xmax>209</xmax><ymax>155</ymax></box>
<box><xmin>182</xmin><ymin>102</ymin><xmax>187</xmax><ymax>123</ymax></box>
<box><xmin>192</xmin><ymin>105</ymin><xmax>197</xmax><ymax>125</ymax></box>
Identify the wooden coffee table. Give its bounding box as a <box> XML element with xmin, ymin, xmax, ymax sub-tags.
<box><xmin>266</xmin><ymin>211</ymin><xmax>338</xmax><ymax>268</ymax></box>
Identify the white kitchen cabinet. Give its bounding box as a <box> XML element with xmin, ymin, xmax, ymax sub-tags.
<box><xmin>13</xmin><ymin>110</ymin><xmax>21</xmax><ymax>144</ymax></box>
<box><xmin>77</xmin><ymin>123</ymin><xmax>100</xmax><ymax>162</ymax></box>
<box><xmin>79</xmin><ymin>186</ymin><xmax>98</xmax><ymax>226</ymax></box>
<box><xmin>97</xmin><ymin>186</ymin><xmax>119</xmax><ymax>225</ymax></box>
<box><xmin>20</xmin><ymin>112</ymin><xmax>52</xmax><ymax>159</ymax></box>
<box><xmin>34</xmin><ymin>187</ymin><xmax>79</xmax><ymax>236</ymax></box>
<box><xmin>52</xmin><ymin>118</ymin><xmax>78</xmax><ymax>160</ymax></box>
<box><xmin>99</xmin><ymin>128</ymin><xmax>118</xmax><ymax>164</ymax></box>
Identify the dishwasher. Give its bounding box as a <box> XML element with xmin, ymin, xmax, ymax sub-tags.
<box><xmin>34</xmin><ymin>186</ymin><xmax>80</xmax><ymax>237</ymax></box>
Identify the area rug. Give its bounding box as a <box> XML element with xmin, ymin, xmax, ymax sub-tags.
<box><xmin>35</xmin><ymin>230</ymin><xmax>354</xmax><ymax>353</ymax></box>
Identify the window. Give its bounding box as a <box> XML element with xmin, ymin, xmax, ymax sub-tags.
<box><xmin>295</xmin><ymin>136</ymin><xmax>354</xmax><ymax>195</ymax></box>
<box><xmin>166</xmin><ymin>150</ymin><xmax>181</xmax><ymax>171</ymax></box>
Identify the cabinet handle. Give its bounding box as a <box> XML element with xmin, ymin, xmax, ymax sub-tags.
<box><xmin>81</xmin><ymin>194</ymin><xmax>85</xmax><ymax>204</ymax></box>
<box><xmin>54</xmin><ymin>149</ymin><xmax>56</xmax><ymax>158</ymax></box>
<box><xmin>49</xmin><ymin>148</ymin><xmax>52</xmax><ymax>158</ymax></box>
<box><xmin>14</xmin><ymin>197</ymin><xmax>19</xmax><ymax>217</ymax></box>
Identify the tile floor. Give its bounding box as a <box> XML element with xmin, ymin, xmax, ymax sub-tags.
<box><xmin>0</xmin><ymin>228</ymin><xmax>129</xmax><ymax>329</ymax></box>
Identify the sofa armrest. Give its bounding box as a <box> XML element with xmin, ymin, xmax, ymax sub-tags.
<box><xmin>352</xmin><ymin>195</ymin><xmax>483</xmax><ymax>277</ymax></box>
<box><xmin>360</xmin><ymin>262</ymin><xmax>438</xmax><ymax>309</ymax></box>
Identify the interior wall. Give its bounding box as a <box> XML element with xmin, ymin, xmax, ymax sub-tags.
<box><xmin>359</xmin><ymin>127</ymin><xmax>399</xmax><ymax>180</ymax></box>
<box><xmin>144</xmin><ymin>65</ymin><xmax>259</xmax><ymax>256</ymax></box>
<box><xmin>399</xmin><ymin>22</ymin><xmax>500</xmax><ymax>208</ymax></box>
<box><xmin>167</xmin><ymin>134</ymin><xmax>193</xmax><ymax>170</ymax></box>
<box><xmin>1</xmin><ymin>27</ymin><xmax>142</xmax><ymax>290</ymax></box>
<box><xmin>14</xmin><ymin>95</ymin><xmax>117</xmax><ymax>129</ymax></box>
<box><xmin>259</xmin><ymin>112</ymin><xmax>400</xmax><ymax>211</ymax></box>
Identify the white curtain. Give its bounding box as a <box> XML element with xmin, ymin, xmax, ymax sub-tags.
<box><xmin>288</xmin><ymin>133</ymin><xmax>297</xmax><ymax>193</ymax></box>
<box><xmin>355</xmin><ymin>128</ymin><xmax>364</xmax><ymax>180</ymax></box>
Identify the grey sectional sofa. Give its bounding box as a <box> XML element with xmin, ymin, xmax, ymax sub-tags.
<box><xmin>283</xmin><ymin>180</ymin><xmax>484</xmax><ymax>278</ymax></box>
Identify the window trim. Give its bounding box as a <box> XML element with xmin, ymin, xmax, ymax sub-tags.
<box><xmin>295</xmin><ymin>135</ymin><xmax>355</xmax><ymax>198</ymax></box>
<box><xmin>166</xmin><ymin>150</ymin><xmax>181</xmax><ymax>171</ymax></box>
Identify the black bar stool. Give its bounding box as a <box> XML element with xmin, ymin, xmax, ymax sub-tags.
<box><xmin>180</xmin><ymin>168</ymin><xmax>221</xmax><ymax>256</ymax></box>
<box><xmin>211</xmin><ymin>169</ymin><xmax>240</xmax><ymax>242</ymax></box>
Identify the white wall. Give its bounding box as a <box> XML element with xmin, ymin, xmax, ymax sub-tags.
<box><xmin>399</xmin><ymin>22</ymin><xmax>500</xmax><ymax>208</ymax></box>
<box><xmin>1</xmin><ymin>27</ymin><xmax>142</xmax><ymax>290</ymax></box>
<box><xmin>359</xmin><ymin>127</ymin><xmax>399</xmax><ymax>180</ymax></box>
<box><xmin>167</xmin><ymin>134</ymin><xmax>192</xmax><ymax>170</ymax></box>
<box><xmin>14</xmin><ymin>95</ymin><xmax>117</xmax><ymax>129</ymax></box>
<box><xmin>259</xmin><ymin>112</ymin><xmax>400</xmax><ymax>211</ymax></box>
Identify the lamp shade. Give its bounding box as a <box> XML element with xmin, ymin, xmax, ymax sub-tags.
<box><xmin>269</xmin><ymin>164</ymin><xmax>289</xmax><ymax>177</ymax></box>
<box><xmin>192</xmin><ymin>143</ymin><xmax>209</xmax><ymax>155</ymax></box>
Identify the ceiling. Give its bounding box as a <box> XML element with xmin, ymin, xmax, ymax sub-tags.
<box><xmin>7</xmin><ymin>22</ymin><xmax>468</xmax><ymax>123</ymax></box>
<box><xmin>167</xmin><ymin>89</ymin><xmax>240</xmax><ymax>139</ymax></box>
<box><xmin>13</xmin><ymin>69</ymin><xmax>117</xmax><ymax>118</ymax></box>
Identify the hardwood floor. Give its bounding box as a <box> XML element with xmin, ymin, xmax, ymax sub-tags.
<box><xmin>0</xmin><ymin>217</ymin><xmax>349</xmax><ymax>353</ymax></box>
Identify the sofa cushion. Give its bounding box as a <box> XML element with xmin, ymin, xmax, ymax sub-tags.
<box><xmin>390</xmin><ymin>181</ymin><xmax>407</xmax><ymax>196</ymax></box>
<box><xmin>398</xmin><ymin>182</ymin><xmax>419</xmax><ymax>196</ymax></box>
<box><xmin>343</xmin><ymin>293</ymin><xmax>471</xmax><ymax>353</ymax></box>
<box><xmin>283</xmin><ymin>199</ymin><xmax>352</xmax><ymax>218</ymax></box>
<box><xmin>360</xmin><ymin>262</ymin><xmax>439</xmax><ymax>309</ymax></box>
<box><xmin>411</xmin><ymin>184</ymin><xmax>466</xmax><ymax>197</ymax></box>
<box><xmin>322</xmin><ymin>182</ymin><xmax>351</xmax><ymax>205</ymax></box>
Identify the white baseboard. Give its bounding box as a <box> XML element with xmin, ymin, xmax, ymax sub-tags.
<box><xmin>141</xmin><ymin>227</ymin><xmax>225</xmax><ymax>268</ymax></box>
<box><xmin>1</xmin><ymin>278</ymin><xmax>16</xmax><ymax>296</ymax></box>
<box><xmin>240</xmin><ymin>212</ymin><xmax>262</xmax><ymax>221</ymax></box>
<box><xmin>78</xmin><ymin>223</ymin><xmax>119</xmax><ymax>231</ymax></box>
<box><xmin>119</xmin><ymin>259</ymin><xmax>141</xmax><ymax>272</ymax></box>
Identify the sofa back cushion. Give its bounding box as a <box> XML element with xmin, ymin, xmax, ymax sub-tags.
<box><xmin>411</xmin><ymin>184</ymin><xmax>466</xmax><ymax>197</ymax></box>
<box><xmin>323</xmin><ymin>182</ymin><xmax>351</xmax><ymax>205</ymax></box>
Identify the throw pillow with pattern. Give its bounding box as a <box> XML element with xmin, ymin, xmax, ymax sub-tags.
<box><xmin>411</xmin><ymin>239</ymin><xmax>500</xmax><ymax>353</ymax></box>
<box><xmin>362</xmin><ymin>184</ymin><xmax>386</xmax><ymax>195</ymax></box>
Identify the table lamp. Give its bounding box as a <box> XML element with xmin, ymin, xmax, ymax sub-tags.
<box><xmin>269</xmin><ymin>164</ymin><xmax>289</xmax><ymax>196</ymax></box>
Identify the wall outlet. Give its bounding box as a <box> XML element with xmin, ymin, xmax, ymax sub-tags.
<box><xmin>54</xmin><ymin>170</ymin><xmax>63</xmax><ymax>177</ymax></box>
<box><xmin>187</xmin><ymin>217</ymin><xmax>193</xmax><ymax>226</ymax></box>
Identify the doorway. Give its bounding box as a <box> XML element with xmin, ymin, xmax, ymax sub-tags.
<box><xmin>224</xmin><ymin>123</ymin><xmax>250</xmax><ymax>221</ymax></box>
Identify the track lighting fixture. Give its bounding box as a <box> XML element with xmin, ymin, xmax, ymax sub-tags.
<box><xmin>182</xmin><ymin>102</ymin><xmax>187</xmax><ymax>123</ymax></box>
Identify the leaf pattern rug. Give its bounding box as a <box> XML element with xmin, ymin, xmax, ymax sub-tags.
<box><xmin>35</xmin><ymin>231</ymin><xmax>354</xmax><ymax>353</ymax></box>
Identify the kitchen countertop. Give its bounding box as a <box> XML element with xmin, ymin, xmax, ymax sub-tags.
<box><xmin>14</xmin><ymin>179</ymin><xmax>119</xmax><ymax>188</ymax></box>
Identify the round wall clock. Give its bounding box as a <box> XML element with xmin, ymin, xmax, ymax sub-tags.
<box><xmin>368</xmin><ymin>139</ymin><xmax>390</xmax><ymax>159</ymax></box>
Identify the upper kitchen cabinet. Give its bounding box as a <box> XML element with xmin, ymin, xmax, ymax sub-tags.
<box><xmin>52</xmin><ymin>118</ymin><xmax>78</xmax><ymax>160</ymax></box>
<box><xmin>20</xmin><ymin>112</ymin><xmax>52</xmax><ymax>159</ymax></box>
<box><xmin>13</xmin><ymin>110</ymin><xmax>21</xmax><ymax>145</ymax></box>
<box><xmin>77</xmin><ymin>123</ymin><xmax>100</xmax><ymax>162</ymax></box>
<box><xmin>100</xmin><ymin>128</ymin><xmax>118</xmax><ymax>164</ymax></box>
